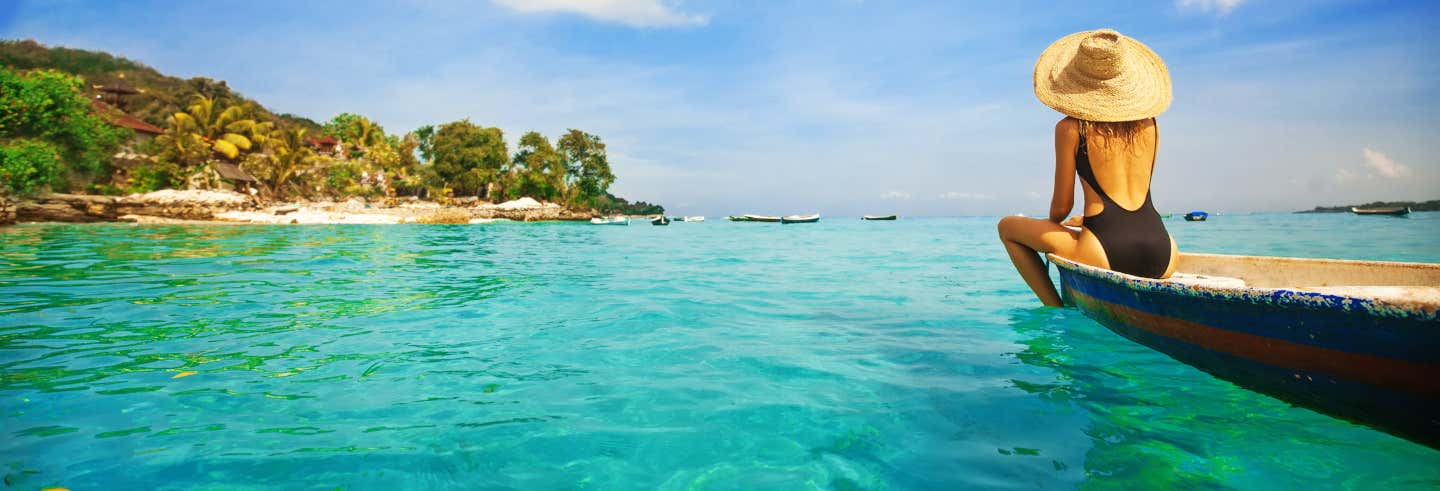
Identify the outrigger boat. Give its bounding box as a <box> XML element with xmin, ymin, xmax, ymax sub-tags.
<box><xmin>781</xmin><ymin>214</ymin><xmax>820</xmax><ymax>224</ymax></box>
<box><xmin>589</xmin><ymin>216</ymin><xmax>629</xmax><ymax>225</ymax></box>
<box><xmin>862</xmin><ymin>215</ymin><xmax>898</xmax><ymax>221</ymax></box>
<box><xmin>1351</xmin><ymin>206</ymin><xmax>1411</xmax><ymax>216</ymax></box>
<box><xmin>1049</xmin><ymin>252</ymin><xmax>1440</xmax><ymax>448</ymax></box>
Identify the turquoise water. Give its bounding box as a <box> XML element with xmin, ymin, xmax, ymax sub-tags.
<box><xmin>2</xmin><ymin>213</ymin><xmax>1438</xmax><ymax>489</ymax></box>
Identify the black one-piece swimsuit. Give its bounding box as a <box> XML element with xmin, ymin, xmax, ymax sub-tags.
<box><xmin>1076</xmin><ymin>126</ymin><xmax>1171</xmax><ymax>278</ymax></box>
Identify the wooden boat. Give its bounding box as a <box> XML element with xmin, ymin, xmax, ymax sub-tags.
<box><xmin>1352</xmin><ymin>206</ymin><xmax>1411</xmax><ymax>216</ymax></box>
<box><xmin>589</xmin><ymin>216</ymin><xmax>629</xmax><ymax>225</ymax></box>
<box><xmin>651</xmin><ymin>216</ymin><xmax>670</xmax><ymax>226</ymax></box>
<box><xmin>743</xmin><ymin>214</ymin><xmax>782</xmax><ymax>223</ymax></box>
<box><xmin>862</xmin><ymin>215</ymin><xmax>898</xmax><ymax>221</ymax></box>
<box><xmin>780</xmin><ymin>214</ymin><xmax>820</xmax><ymax>224</ymax></box>
<box><xmin>727</xmin><ymin>215</ymin><xmax>749</xmax><ymax>222</ymax></box>
<box><xmin>682</xmin><ymin>216</ymin><xmax>705</xmax><ymax>222</ymax></box>
<box><xmin>1184</xmin><ymin>211</ymin><xmax>1209</xmax><ymax>221</ymax></box>
<box><xmin>1048</xmin><ymin>252</ymin><xmax>1440</xmax><ymax>448</ymax></box>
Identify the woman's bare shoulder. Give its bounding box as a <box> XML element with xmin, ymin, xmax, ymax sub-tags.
<box><xmin>1054</xmin><ymin>117</ymin><xmax>1079</xmax><ymax>141</ymax></box>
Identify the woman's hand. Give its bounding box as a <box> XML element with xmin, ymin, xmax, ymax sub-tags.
<box><xmin>1060</xmin><ymin>215</ymin><xmax>1083</xmax><ymax>227</ymax></box>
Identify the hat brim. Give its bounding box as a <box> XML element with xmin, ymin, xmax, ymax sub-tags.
<box><xmin>1033</xmin><ymin>30</ymin><xmax>1172</xmax><ymax>122</ymax></box>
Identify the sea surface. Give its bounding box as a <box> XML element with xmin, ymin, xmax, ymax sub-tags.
<box><xmin>2</xmin><ymin>213</ymin><xmax>1437</xmax><ymax>490</ymax></box>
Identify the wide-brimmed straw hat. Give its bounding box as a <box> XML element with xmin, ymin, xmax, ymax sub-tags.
<box><xmin>1033</xmin><ymin>29</ymin><xmax>1171</xmax><ymax>122</ymax></box>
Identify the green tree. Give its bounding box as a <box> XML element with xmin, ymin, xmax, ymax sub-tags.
<box><xmin>414</xmin><ymin>125</ymin><xmax>436</xmax><ymax>162</ymax></box>
<box><xmin>429</xmin><ymin>119</ymin><xmax>508</xmax><ymax>198</ymax></box>
<box><xmin>507</xmin><ymin>131</ymin><xmax>565</xmax><ymax>201</ymax></box>
<box><xmin>0</xmin><ymin>68</ymin><xmax>124</xmax><ymax>195</ymax></box>
<box><xmin>255</xmin><ymin>126</ymin><xmax>316</xmax><ymax>197</ymax></box>
<box><xmin>556</xmin><ymin>129</ymin><xmax>614</xmax><ymax>206</ymax></box>
<box><xmin>323</xmin><ymin>113</ymin><xmax>386</xmax><ymax>157</ymax></box>
<box><xmin>155</xmin><ymin>95</ymin><xmax>264</xmax><ymax>167</ymax></box>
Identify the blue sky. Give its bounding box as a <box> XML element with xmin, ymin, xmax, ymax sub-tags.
<box><xmin>3</xmin><ymin>0</ymin><xmax>1437</xmax><ymax>216</ymax></box>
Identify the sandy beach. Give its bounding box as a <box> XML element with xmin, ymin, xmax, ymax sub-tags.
<box><xmin>7</xmin><ymin>190</ymin><xmax>596</xmax><ymax>225</ymax></box>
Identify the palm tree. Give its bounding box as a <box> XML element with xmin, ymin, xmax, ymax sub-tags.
<box><xmin>258</xmin><ymin>127</ymin><xmax>316</xmax><ymax>197</ymax></box>
<box><xmin>156</xmin><ymin>95</ymin><xmax>263</xmax><ymax>166</ymax></box>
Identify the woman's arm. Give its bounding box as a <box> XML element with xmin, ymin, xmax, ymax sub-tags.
<box><xmin>1049</xmin><ymin>118</ymin><xmax>1078</xmax><ymax>223</ymax></box>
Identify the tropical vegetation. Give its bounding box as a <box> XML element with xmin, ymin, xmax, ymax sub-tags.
<box><xmin>0</xmin><ymin>40</ymin><xmax>662</xmax><ymax>214</ymax></box>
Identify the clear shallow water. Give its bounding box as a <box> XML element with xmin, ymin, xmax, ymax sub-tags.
<box><xmin>1</xmin><ymin>213</ymin><xmax>1437</xmax><ymax>490</ymax></box>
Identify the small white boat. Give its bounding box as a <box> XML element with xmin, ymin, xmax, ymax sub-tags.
<box><xmin>780</xmin><ymin>214</ymin><xmax>820</xmax><ymax>224</ymax></box>
<box><xmin>589</xmin><ymin>216</ymin><xmax>629</xmax><ymax>225</ymax></box>
<box><xmin>682</xmin><ymin>216</ymin><xmax>705</xmax><ymax>222</ymax></box>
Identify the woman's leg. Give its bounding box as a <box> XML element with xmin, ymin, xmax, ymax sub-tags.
<box><xmin>996</xmin><ymin>216</ymin><xmax>1083</xmax><ymax>306</ymax></box>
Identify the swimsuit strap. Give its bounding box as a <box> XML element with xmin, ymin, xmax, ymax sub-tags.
<box><xmin>1075</xmin><ymin>122</ymin><xmax>1120</xmax><ymax>208</ymax></box>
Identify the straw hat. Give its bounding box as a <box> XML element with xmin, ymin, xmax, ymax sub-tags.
<box><xmin>1033</xmin><ymin>29</ymin><xmax>1172</xmax><ymax>122</ymax></box>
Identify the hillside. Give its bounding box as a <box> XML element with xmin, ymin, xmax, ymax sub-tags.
<box><xmin>0</xmin><ymin>39</ymin><xmax>319</xmax><ymax>131</ymax></box>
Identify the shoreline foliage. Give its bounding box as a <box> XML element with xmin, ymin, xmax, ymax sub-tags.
<box><xmin>0</xmin><ymin>68</ymin><xmax>124</xmax><ymax>195</ymax></box>
<box><xmin>0</xmin><ymin>40</ymin><xmax>663</xmax><ymax>214</ymax></box>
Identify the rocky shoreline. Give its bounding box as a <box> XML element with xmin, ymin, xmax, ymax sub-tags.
<box><xmin>2</xmin><ymin>191</ymin><xmax>598</xmax><ymax>226</ymax></box>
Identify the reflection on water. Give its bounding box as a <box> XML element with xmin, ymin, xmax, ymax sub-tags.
<box><xmin>2</xmin><ymin>216</ymin><xmax>1438</xmax><ymax>489</ymax></box>
<box><xmin>1007</xmin><ymin>307</ymin><xmax>1440</xmax><ymax>490</ymax></box>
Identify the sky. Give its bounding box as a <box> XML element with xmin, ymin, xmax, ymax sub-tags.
<box><xmin>2</xmin><ymin>0</ymin><xmax>1437</xmax><ymax>216</ymax></box>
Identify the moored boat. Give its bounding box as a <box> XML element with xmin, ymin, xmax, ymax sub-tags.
<box><xmin>682</xmin><ymin>216</ymin><xmax>705</xmax><ymax>222</ymax></box>
<box><xmin>780</xmin><ymin>214</ymin><xmax>820</xmax><ymax>224</ymax></box>
<box><xmin>727</xmin><ymin>215</ymin><xmax>749</xmax><ymax>222</ymax></box>
<box><xmin>743</xmin><ymin>214</ymin><xmax>782</xmax><ymax>223</ymax></box>
<box><xmin>862</xmin><ymin>215</ymin><xmax>898</xmax><ymax>221</ymax></box>
<box><xmin>1048</xmin><ymin>252</ymin><xmax>1440</xmax><ymax>448</ymax></box>
<box><xmin>1184</xmin><ymin>211</ymin><xmax>1208</xmax><ymax>221</ymax></box>
<box><xmin>589</xmin><ymin>216</ymin><xmax>629</xmax><ymax>225</ymax></box>
<box><xmin>1352</xmin><ymin>206</ymin><xmax>1411</xmax><ymax>216</ymax></box>
<box><xmin>651</xmin><ymin>216</ymin><xmax>671</xmax><ymax>226</ymax></box>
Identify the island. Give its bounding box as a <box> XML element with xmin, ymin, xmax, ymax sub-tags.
<box><xmin>1295</xmin><ymin>200</ymin><xmax>1439</xmax><ymax>214</ymax></box>
<box><xmin>0</xmin><ymin>40</ymin><xmax>663</xmax><ymax>225</ymax></box>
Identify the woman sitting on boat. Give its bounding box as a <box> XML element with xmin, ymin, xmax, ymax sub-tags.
<box><xmin>998</xmin><ymin>29</ymin><xmax>1178</xmax><ymax>306</ymax></box>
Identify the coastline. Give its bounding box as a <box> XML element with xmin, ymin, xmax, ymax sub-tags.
<box><xmin>3</xmin><ymin>190</ymin><xmax>597</xmax><ymax>226</ymax></box>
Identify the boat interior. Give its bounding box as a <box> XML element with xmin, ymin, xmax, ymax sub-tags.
<box><xmin>1168</xmin><ymin>253</ymin><xmax>1440</xmax><ymax>305</ymax></box>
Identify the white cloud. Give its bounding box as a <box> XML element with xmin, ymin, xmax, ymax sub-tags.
<box><xmin>1333</xmin><ymin>167</ymin><xmax>1358</xmax><ymax>184</ymax></box>
<box><xmin>939</xmin><ymin>191</ymin><xmax>994</xmax><ymax>200</ymax></box>
<box><xmin>1176</xmin><ymin>0</ymin><xmax>1245</xmax><ymax>16</ymax></box>
<box><xmin>879</xmin><ymin>191</ymin><xmax>911</xmax><ymax>200</ymax></box>
<box><xmin>1362</xmin><ymin>147</ymin><xmax>1411</xmax><ymax>178</ymax></box>
<box><xmin>491</xmin><ymin>0</ymin><xmax>707</xmax><ymax>27</ymax></box>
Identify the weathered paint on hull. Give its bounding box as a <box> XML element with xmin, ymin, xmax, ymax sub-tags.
<box><xmin>1054</xmin><ymin>260</ymin><xmax>1440</xmax><ymax>448</ymax></box>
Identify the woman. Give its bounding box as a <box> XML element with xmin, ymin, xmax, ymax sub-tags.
<box><xmin>998</xmin><ymin>29</ymin><xmax>1178</xmax><ymax>306</ymax></box>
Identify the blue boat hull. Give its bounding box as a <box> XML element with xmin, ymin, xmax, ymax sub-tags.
<box><xmin>1052</xmin><ymin>257</ymin><xmax>1440</xmax><ymax>448</ymax></box>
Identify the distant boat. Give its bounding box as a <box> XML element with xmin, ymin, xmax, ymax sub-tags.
<box><xmin>726</xmin><ymin>215</ymin><xmax>749</xmax><ymax>222</ymax></box>
<box><xmin>781</xmin><ymin>214</ymin><xmax>820</xmax><ymax>224</ymax></box>
<box><xmin>862</xmin><ymin>215</ymin><xmax>897</xmax><ymax>221</ymax></box>
<box><xmin>590</xmin><ymin>216</ymin><xmax>629</xmax><ymax>225</ymax></box>
<box><xmin>1184</xmin><ymin>211</ymin><xmax>1209</xmax><ymax>222</ymax></box>
<box><xmin>1351</xmin><ymin>206</ymin><xmax>1411</xmax><ymax>216</ymax></box>
<box><xmin>1160</xmin><ymin>213</ymin><xmax>1173</xmax><ymax>219</ymax></box>
<box><xmin>1050</xmin><ymin>252</ymin><xmax>1440</xmax><ymax>448</ymax></box>
<box><xmin>682</xmin><ymin>216</ymin><xmax>705</xmax><ymax>222</ymax></box>
<box><xmin>743</xmin><ymin>214</ymin><xmax>782</xmax><ymax>223</ymax></box>
<box><xmin>651</xmin><ymin>216</ymin><xmax>671</xmax><ymax>226</ymax></box>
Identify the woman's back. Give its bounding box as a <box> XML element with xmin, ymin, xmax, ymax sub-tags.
<box><xmin>1078</xmin><ymin>118</ymin><xmax>1158</xmax><ymax>215</ymax></box>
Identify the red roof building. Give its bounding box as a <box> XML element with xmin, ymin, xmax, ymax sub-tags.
<box><xmin>90</xmin><ymin>99</ymin><xmax>163</xmax><ymax>135</ymax></box>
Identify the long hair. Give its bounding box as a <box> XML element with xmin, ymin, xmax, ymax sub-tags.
<box><xmin>1078</xmin><ymin>118</ymin><xmax>1153</xmax><ymax>152</ymax></box>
